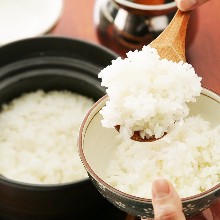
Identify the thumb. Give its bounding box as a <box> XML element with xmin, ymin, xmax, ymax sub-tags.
<box><xmin>175</xmin><ymin>0</ymin><xmax>210</xmax><ymax>11</ymax></box>
<box><xmin>152</xmin><ymin>179</ymin><xmax>186</xmax><ymax>220</ymax></box>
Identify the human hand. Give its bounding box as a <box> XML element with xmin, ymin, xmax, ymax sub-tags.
<box><xmin>151</xmin><ymin>179</ymin><xmax>185</xmax><ymax>219</ymax></box>
<box><xmin>150</xmin><ymin>178</ymin><xmax>220</xmax><ymax>220</ymax></box>
<box><xmin>175</xmin><ymin>0</ymin><xmax>210</xmax><ymax>11</ymax></box>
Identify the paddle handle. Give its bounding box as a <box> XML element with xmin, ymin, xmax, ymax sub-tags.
<box><xmin>150</xmin><ymin>9</ymin><xmax>191</xmax><ymax>62</ymax></box>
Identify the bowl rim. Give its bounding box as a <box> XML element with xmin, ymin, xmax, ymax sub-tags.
<box><xmin>78</xmin><ymin>87</ymin><xmax>220</xmax><ymax>203</ymax></box>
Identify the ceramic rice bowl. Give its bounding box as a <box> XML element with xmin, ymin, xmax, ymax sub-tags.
<box><xmin>79</xmin><ymin>88</ymin><xmax>220</xmax><ymax>219</ymax></box>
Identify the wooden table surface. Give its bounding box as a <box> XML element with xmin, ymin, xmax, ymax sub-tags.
<box><xmin>51</xmin><ymin>0</ymin><xmax>220</xmax><ymax>94</ymax></box>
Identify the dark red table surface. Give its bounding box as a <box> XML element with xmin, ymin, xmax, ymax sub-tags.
<box><xmin>51</xmin><ymin>0</ymin><xmax>220</xmax><ymax>94</ymax></box>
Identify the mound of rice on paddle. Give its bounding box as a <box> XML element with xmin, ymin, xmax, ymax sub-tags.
<box><xmin>98</xmin><ymin>45</ymin><xmax>202</xmax><ymax>140</ymax></box>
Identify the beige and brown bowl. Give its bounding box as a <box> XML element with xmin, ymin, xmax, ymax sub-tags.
<box><xmin>78</xmin><ymin>87</ymin><xmax>220</xmax><ymax>219</ymax></box>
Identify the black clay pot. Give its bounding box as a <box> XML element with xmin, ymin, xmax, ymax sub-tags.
<box><xmin>0</xmin><ymin>36</ymin><xmax>124</xmax><ymax>220</ymax></box>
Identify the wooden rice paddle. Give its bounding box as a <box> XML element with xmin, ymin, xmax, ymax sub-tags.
<box><xmin>150</xmin><ymin>9</ymin><xmax>191</xmax><ymax>62</ymax></box>
<box><xmin>116</xmin><ymin>9</ymin><xmax>191</xmax><ymax>142</ymax></box>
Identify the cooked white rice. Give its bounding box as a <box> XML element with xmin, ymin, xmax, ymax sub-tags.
<box><xmin>104</xmin><ymin>115</ymin><xmax>220</xmax><ymax>198</ymax></box>
<box><xmin>98</xmin><ymin>45</ymin><xmax>202</xmax><ymax>139</ymax></box>
<box><xmin>0</xmin><ymin>90</ymin><xmax>94</xmax><ymax>184</ymax></box>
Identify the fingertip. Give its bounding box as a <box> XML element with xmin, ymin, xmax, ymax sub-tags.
<box><xmin>152</xmin><ymin>178</ymin><xmax>171</xmax><ymax>199</ymax></box>
<box><xmin>175</xmin><ymin>0</ymin><xmax>197</xmax><ymax>11</ymax></box>
<box><xmin>151</xmin><ymin>179</ymin><xmax>185</xmax><ymax>219</ymax></box>
<box><xmin>175</xmin><ymin>0</ymin><xmax>185</xmax><ymax>11</ymax></box>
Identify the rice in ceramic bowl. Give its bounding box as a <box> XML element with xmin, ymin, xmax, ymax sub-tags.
<box><xmin>104</xmin><ymin>115</ymin><xmax>220</xmax><ymax>199</ymax></box>
<box><xmin>79</xmin><ymin>89</ymin><xmax>220</xmax><ymax>218</ymax></box>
